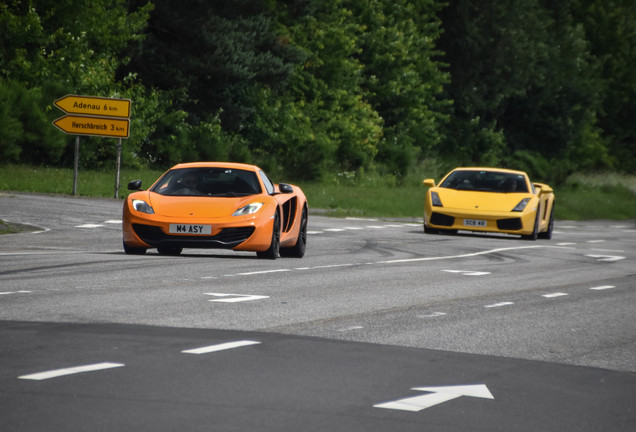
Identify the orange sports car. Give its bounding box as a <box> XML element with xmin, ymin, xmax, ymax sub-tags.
<box><xmin>122</xmin><ymin>162</ymin><xmax>308</xmax><ymax>258</ymax></box>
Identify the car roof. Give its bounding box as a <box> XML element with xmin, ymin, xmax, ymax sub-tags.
<box><xmin>450</xmin><ymin>167</ymin><xmax>528</xmax><ymax>176</ymax></box>
<box><xmin>170</xmin><ymin>162</ymin><xmax>260</xmax><ymax>171</ymax></box>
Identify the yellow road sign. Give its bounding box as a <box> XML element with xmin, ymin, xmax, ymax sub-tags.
<box><xmin>54</xmin><ymin>94</ymin><xmax>131</xmax><ymax>118</ymax></box>
<box><xmin>53</xmin><ymin>115</ymin><xmax>130</xmax><ymax>138</ymax></box>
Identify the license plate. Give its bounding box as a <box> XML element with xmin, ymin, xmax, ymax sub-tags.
<box><xmin>169</xmin><ymin>224</ymin><xmax>212</xmax><ymax>235</ymax></box>
<box><xmin>463</xmin><ymin>219</ymin><xmax>487</xmax><ymax>227</ymax></box>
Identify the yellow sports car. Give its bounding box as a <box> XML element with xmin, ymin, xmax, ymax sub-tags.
<box><xmin>122</xmin><ymin>162</ymin><xmax>308</xmax><ymax>258</ymax></box>
<box><xmin>423</xmin><ymin>167</ymin><xmax>555</xmax><ymax>240</ymax></box>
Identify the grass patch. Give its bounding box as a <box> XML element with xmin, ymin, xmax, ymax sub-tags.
<box><xmin>0</xmin><ymin>165</ymin><xmax>164</xmax><ymax>199</ymax></box>
<box><xmin>555</xmin><ymin>173</ymin><xmax>636</xmax><ymax>220</ymax></box>
<box><xmin>0</xmin><ymin>217</ymin><xmax>39</xmax><ymax>234</ymax></box>
<box><xmin>1</xmin><ymin>164</ymin><xmax>634</xmax><ymax>221</ymax></box>
<box><xmin>298</xmin><ymin>183</ymin><xmax>425</xmax><ymax>219</ymax></box>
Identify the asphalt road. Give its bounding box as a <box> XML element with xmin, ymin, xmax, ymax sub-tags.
<box><xmin>1</xmin><ymin>192</ymin><xmax>634</xmax><ymax>431</ymax></box>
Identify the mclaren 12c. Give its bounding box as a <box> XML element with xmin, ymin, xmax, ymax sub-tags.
<box><xmin>122</xmin><ymin>162</ymin><xmax>308</xmax><ymax>258</ymax></box>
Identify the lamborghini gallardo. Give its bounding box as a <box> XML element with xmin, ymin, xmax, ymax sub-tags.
<box><xmin>423</xmin><ymin>167</ymin><xmax>555</xmax><ymax>240</ymax></box>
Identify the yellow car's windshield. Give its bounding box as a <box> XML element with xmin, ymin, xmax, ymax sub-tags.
<box><xmin>440</xmin><ymin>170</ymin><xmax>529</xmax><ymax>193</ymax></box>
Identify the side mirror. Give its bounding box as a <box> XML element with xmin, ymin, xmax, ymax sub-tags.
<box><xmin>128</xmin><ymin>180</ymin><xmax>143</xmax><ymax>191</ymax></box>
<box><xmin>422</xmin><ymin>179</ymin><xmax>436</xmax><ymax>187</ymax></box>
<box><xmin>278</xmin><ymin>183</ymin><xmax>294</xmax><ymax>194</ymax></box>
<box><xmin>533</xmin><ymin>182</ymin><xmax>553</xmax><ymax>194</ymax></box>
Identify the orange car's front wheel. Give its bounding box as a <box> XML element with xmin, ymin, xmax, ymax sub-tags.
<box><xmin>257</xmin><ymin>212</ymin><xmax>280</xmax><ymax>259</ymax></box>
<box><xmin>123</xmin><ymin>240</ymin><xmax>146</xmax><ymax>255</ymax></box>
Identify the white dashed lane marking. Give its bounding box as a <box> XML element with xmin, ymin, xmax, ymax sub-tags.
<box><xmin>442</xmin><ymin>269</ymin><xmax>491</xmax><ymax>276</ymax></box>
<box><xmin>310</xmin><ymin>222</ymin><xmax>420</xmax><ymax>234</ymax></box>
<box><xmin>75</xmin><ymin>220</ymin><xmax>122</xmax><ymax>228</ymax></box>
<box><xmin>17</xmin><ymin>340</ymin><xmax>262</xmax><ymax>380</ymax></box>
<box><xmin>181</xmin><ymin>340</ymin><xmax>261</xmax><ymax>354</ymax></box>
<box><xmin>542</xmin><ymin>292</ymin><xmax>568</xmax><ymax>298</ymax></box>
<box><xmin>19</xmin><ymin>362</ymin><xmax>124</xmax><ymax>380</ymax></box>
<box><xmin>484</xmin><ymin>302</ymin><xmax>514</xmax><ymax>308</ymax></box>
<box><xmin>590</xmin><ymin>285</ymin><xmax>616</xmax><ymax>291</ymax></box>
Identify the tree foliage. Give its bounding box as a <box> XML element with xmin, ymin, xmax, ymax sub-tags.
<box><xmin>1</xmin><ymin>0</ymin><xmax>634</xmax><ymax>183</ymax></box>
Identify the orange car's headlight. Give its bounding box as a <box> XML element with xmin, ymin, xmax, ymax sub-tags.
<box><xmin>132</xmin><ymin>199</ymin><xmax>154</xmax><ymax>214</ymax></box>
<box><xmin>232</xmin><ymin>202</ymin><xmax>264</xmax><ymax>216</ymax></box>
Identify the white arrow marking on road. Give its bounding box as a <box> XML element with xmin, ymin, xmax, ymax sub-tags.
<box><xmin>374</xmin><ymin>384</ymin><xmax>494</xmax><ymax>412</ymax></box>
<box><xmin>205</xmin><ymin>293</ymin><xmax>270</xmax><ymax>303</ymax></box>
<box><xmin>0</xmin><ymin>290</ymin><xmax>31</xmax><ymax>295</ymax></box>
<box><xmin>585</xmin><ymin>254</ymin><xmax>625</xmax><ymax>262</ymax></box>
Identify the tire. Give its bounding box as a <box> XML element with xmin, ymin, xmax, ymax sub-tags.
<box><xmin>522</xmin><ymin>206</ymin><xmax>540</xmax><ymax>241</ymax></box>
<box><xmin>257</xmin><ymin>212</ymin><xmax>280</xmax><ymax>259</ymax></box>
<box><xmin>424</xmin><ymin>224</ymin><xmax>438</xmax><ymax>234</ymax></box>
<box><xmin>538</xmin><ymin>205</ymin><xmax>554</xmax><ymax>240</ymax></box>
<box><xmin>123</xmin><ymin>240</ymin><xmax>146</xmax><ymax>255</ymax></box>
<box><xmin>157</xmin><ymin>246</ymin><xmax>183</xmax><ymax>255</ymax></box>
<box><xmin>281</xmin><ymin>207</ymin><xmax>307</xmax><ymax>258</ymax></box>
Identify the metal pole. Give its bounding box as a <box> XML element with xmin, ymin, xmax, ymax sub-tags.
<box><xmin>114</xmin><ymin>138</ymin><xmax>122</xmax><ymax>199</ymax></box>
<box><xmin>73</xmin><ymin>136</ymin><xmax>80</xmax><ymax>195</ymax></box>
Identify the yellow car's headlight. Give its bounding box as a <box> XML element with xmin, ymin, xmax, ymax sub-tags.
<box><xmin>512</xmin><ymin>198</ymin><xmax>531</xmax><ymax>212</ymax></box>
<box><xmin>431</xmin><ymin>191</ymin><xmax>443</xmax><ymax>207</ymax></box>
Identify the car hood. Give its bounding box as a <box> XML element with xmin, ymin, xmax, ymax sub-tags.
<box><xmin>435</xmin><ymin>189</ymin><xmax>532</xmax><ymax>212</ymax></box>
<box><xmin>146</xmin><ymin>193</ymin><xmax>257</xmax><ymax>218</ymax></box>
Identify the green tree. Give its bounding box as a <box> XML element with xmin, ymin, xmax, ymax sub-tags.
<box><xmin>0</xmin><ymin>0</ymin><xmax>153</xmax><ymax>167</ymax></box>
<box><xmin>246</xmin><ymin>0</ymin><xmax>383</xmax><ymax>179</ymax></box>
<box><xmin>353</xmin><ymin>0</ymin><xmax>450</xmax><ymax>177</ymax></box>
<box><xmin>571</xmin><ymin>0</ymin><xmax>636</xmax><ymax>172</ymax></box>
<box><xmin>438</xmin><ymin>0</ymin><xmax>608</xmax><ymax>180</ymax></box>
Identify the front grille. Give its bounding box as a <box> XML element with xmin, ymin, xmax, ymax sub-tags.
<box><xmin>430</xmin><ymin>212</ymin><xmax>455</xmax><ymax>226</ymax></box>
<box><xmin>497</xmin><ymin>218</ymin><xmax>522</xmax><ymax>230</ymax></box>
<box><xmin>132</xmin><ymin>224</ymin><xmax>255</xmax><ymax>249</ymax></box>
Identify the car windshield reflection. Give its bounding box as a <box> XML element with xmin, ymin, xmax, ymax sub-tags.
<box><xmin>151</xmin><ymin>168</ymin><xmax>262</xmax><ymax>197</ymax></box>
<box><xmin>440</xmin><ymin>170</ymin><xmax>529</xmax><ymax>193</ymax></box>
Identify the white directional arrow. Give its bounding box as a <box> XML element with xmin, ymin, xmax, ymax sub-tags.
<box><xmin>585</xmin><ymin>254</ymin><xmax>625</xmax><ymax>262</ymax></box>
<box><xmin>374</xmin><ymin>384</ymin><xmax>494</xmax><ymax>412</ymax></box>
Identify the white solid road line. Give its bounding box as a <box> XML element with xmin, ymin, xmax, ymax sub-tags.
<box><xmin>19</xmin><ymin>362</ymin><xmax>124</xmax><ymax>380</ymax></box>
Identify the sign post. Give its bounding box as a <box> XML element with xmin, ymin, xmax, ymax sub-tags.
<box><xmin>73</xmin><ymin>136</ymin><xmax>80</xmax><ymax>196</ymax></box>
<box><xmin>52</xmin><ymin>95</ymin><xmax>131</xmax><ymax>197</ymax></box>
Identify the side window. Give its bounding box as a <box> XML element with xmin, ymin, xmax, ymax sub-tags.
<box><xmin>259</xmin><ymin>170</ymin><xmax>275</xmax><ymax>195</ymax></box>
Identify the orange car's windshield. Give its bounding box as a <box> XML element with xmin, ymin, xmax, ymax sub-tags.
<box><xmin>151</xmin><ymin>168</ymin><xmax>262</xmax><ymax>197</ymax></box>
<box><xmin>440</xmin><ymin>170</ymin><xmax>529</xmax><ymax>193</ymax></box>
